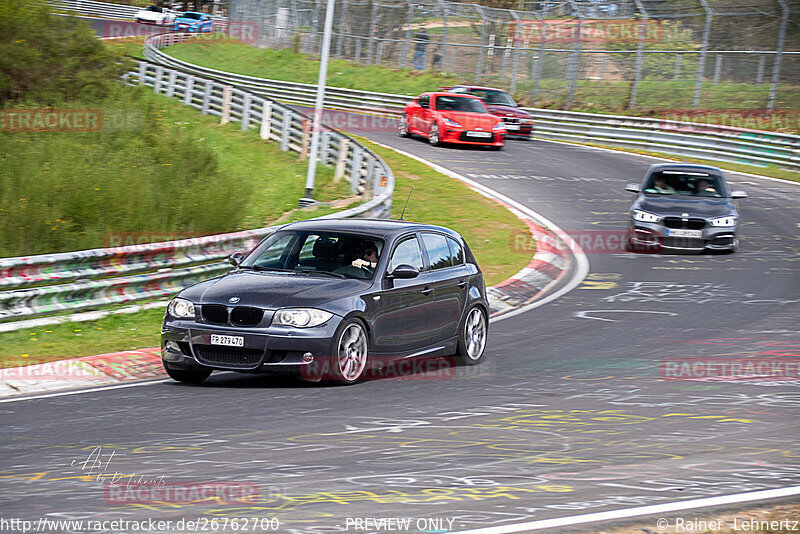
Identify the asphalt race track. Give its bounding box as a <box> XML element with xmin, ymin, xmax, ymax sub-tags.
<box><xmin>2</xmin><ymin>30</ymin><xmax>799</xmax><ymax>531</ymax></box>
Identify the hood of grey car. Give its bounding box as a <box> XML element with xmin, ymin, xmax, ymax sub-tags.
<box><xmin>179</xmin><ymin>270</ymin><xmax>369</xmax><ymax>309</ymax></box>
<box><xmin>635</xmin><ymin>195</ymin><xmax>735</xmax><ymax>218</ymax></box>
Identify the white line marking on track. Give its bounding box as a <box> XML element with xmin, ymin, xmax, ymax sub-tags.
<box><xmin>574</xmin><ymin>310</ymin><xmax>678</xmax><ymax>322</ymax></box>
<box><xmin>451</xmin><ymin>485</ymin><xmax>800</xmax><ymax>533</ymax></box>
<box><xmin>0</xmin><ymin>379</ymin><xmax>167</xmax><ymax>404</ymax></box>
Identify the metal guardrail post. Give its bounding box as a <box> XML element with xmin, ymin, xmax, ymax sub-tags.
<box><xmin>220</xmin><ymin>86</ymin><xmax>233</xmax><ymax>125</ymax></box>
<box><xmin>166</xmin><ymin>70</ymin><xmax>177</xmax><ymax>98</ymax></box>
<box><xmin>334</xmin><ymin>138</ymin><xmax>349</xmax><ymax>182</ymax></box>
<box><xmin>138</xmin><ymin>62</ymin><xmax>147</xmax><ymax>85</ymax></box>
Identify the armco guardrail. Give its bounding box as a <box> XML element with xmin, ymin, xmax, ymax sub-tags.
<box><xmin>50</xmin><ymin>0</ymin><xmax>228</xmax><ymax>23</ymax></box>
<box><xmin>0</xmin><ymin>57</ymin><xmax>394</xmax><ymax>323</ymax></box>
<box><xmin>144</xmin><ymin>34</ymin><xmax>800</xmax><ymax>172</ymax></box>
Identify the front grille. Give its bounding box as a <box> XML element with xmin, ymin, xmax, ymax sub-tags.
<box><xmin>503</xmin><ymin>117</ymin><xmax>520</xmax><ymax>124</ymax></box>
<box><xmin>663</xmin><ymin>217</ymin><xmax>706</xmax><ymax>230</ymax></box>
<box><xmin>194</xmin><ymin>345</ymin><xmax>263</xmax><ymax>367</ymax></box>
<box><xmin>231</xmin><ymin>307</ymin><xmax>264</xmax><ymax>326</ymax></box>
<box><xmin>202</xmin><ymin>305</ymin><xmax>228</xmax><ymax>324</ymax></box>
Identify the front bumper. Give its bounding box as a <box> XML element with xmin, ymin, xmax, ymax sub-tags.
<box><xmin>501</xmin><ymin>123</ymin><xmax>533</xmax><ymax>138</ymax></box>
<box><xmin>161</xmin><ymin>315</ymin><xmax>344</xmax><ymax>376</ymax></box>
<box><xmin>440</xmin><ymin>129</ymin><xmax>504</xmax><ymax>146</ymax></box>
<box><xmin>629</xmin><ymin>221</ymin><xmax>738</xmax><ymax>252</ymax></box>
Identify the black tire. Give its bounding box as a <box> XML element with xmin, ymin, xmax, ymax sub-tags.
<box><xmin>428</xmin><ymin>122</ymin><xmax>441</xmax><ymax>146</ymax></box>
<box><xmin>329</xmin><ymin>318</ymin><xmax>369</xmax><ymax>385</ymax></box>
<box><xmin>398</xmin><ymin>114</ymin><xmax>410</xmax><ymax>137</ymax></box>
<box><xmin>455</xmin><ymin>306</ymin><xmax>487</xmax><ymax>366</ymax></box>
<box><xmin>163</xmin><ymin>361</ymin><xmax>212</xmax><ymax>384</ymax></box>
<box><xmin>490</xmin><ymin>144</ymin><xmax>503</xmax><ymax>151</ymax></box>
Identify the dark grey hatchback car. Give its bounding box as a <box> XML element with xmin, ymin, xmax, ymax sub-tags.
<box><xmin>161</xmin><ymin>219</ymin><xmax>489</xmax><ymax>385</ymax></box>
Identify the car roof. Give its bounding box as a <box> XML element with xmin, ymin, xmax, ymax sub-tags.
<box><xmin>278</xmin><ymin>218</ymin><xmax>464</xmax><ymax>240</ymax></box>
<box><xmin>647</xmin><ymin>163</ymin><xmax>724</xmax><ymax>176</ymax></box>
<box><xmin>453</xmin><ymin>85</ymin><xmax>507</xmax><ymax>92</ymax></box>
<box><xmin>181</xmin><ymin>11</ymin><xmax>206</xmax><ymax>15</ymax></box>
<box><xmin>419</xmin><ymin>92</ymin><xmax>483</xmax><ymax>100</ymax></box>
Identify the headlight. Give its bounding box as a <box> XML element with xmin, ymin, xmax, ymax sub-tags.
<box><xmin>273</xmin><ymin>308</ymin><xmax>333</xmax><ymax>328</ymax></box>
<box><xmin>167</xmin><ymin>298</ymin><xmax>195</xmax><ymax>319</ymax></box>
<box><xmin>442</xmin><ymin>117</ymin><xmax>462</xmax><ymax>128</ymax></box>
<box><xmin>710</xmin><ymin>216</ymin><xmax>737</xmax><ymax>227</ymax></box>
<box><xmin>632</xmin><ymin>210</ymin><xmax>660</xmax><ymax>223</ymax></box>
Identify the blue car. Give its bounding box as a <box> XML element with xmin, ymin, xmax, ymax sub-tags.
<box><xmin>173</xmin><ymin>11</ymin><xmax>213</xmax><ymax>32</ymax></box>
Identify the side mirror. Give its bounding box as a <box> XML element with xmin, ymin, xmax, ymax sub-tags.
<box><xmin>228</xmin><ymin>252</ymin><xmax>244</xmax><ymax>267</ymax></box>
<box><xmin>731</xmin><ymin>190</ymin><xmax>748</xmax><ymax>199</ymax></box>
<box><xmin>388</xmin><ymin>264</ymin><xmax>419</xmax><ymax>279</ymax></box>
<box><xmin>626</xmin><ymin>183</ymin><xmax>641</xmax><ymax>193</ymax></box>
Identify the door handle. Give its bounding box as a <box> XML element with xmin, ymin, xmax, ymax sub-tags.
<box><xmin>421</xmin><ymin>286</ymin><xmax>433</xmax><ymax>296</ymax></box>
<box><xmin>457</xmin><ymin>280</ymin><xmax>467</xmax><ymax>288</ymax></box>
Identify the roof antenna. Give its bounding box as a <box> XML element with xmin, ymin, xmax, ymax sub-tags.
<box><xmin>399</xmin><ymin>185</ymin><xmax>414</xmax><ymax>221</ymax></box>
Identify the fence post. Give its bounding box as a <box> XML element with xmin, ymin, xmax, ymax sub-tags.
<box><xmin>474</xmin><ymin>5</ymin><xmax>487</xmax><ymax>83</ymax></box>
<box><xmin>350</xmin><ymin>146</ymin><xmax>364</xmax><ymax>193</ymax></box>
<box><xmin>712</xmin><ymin>54</ymin><xmax>722</xmax><ymax>84</ymax></box>
<box><xmin>241</xmin><ymin>93</ymin><xmax>252</xmax><ymax>130</ymax></box>
<box><xmin>768</xmin><ymin>0</ymin><xmax>789</xmax><ymax>111</ymax></box>
<box><xmin>183</xmin><ymin>75</ymin><xmax>195</xmax><ymax>105</ymax></box>
<box><xmin>138</xmin><ymin>62</ymin><xmax>147</xmax><ymax>85</ymax></box>
<box><xmin>300</xmin><ymin>119</ymin><xmax>311</xmax><ymax>159</ymax></box>
<box><xmin>438</xmin><ymin>0</ymin><xmax>448</xmax><ymax>72</ymax></box>
<box><xmin>220</xmin><ymin>86</ymin><xmax>233</xmax><ymax>125</ymax></box>
<box><xmin>509</xmin><ymin>11</ymin><xmax>522</xmax><ymax>94</ymax></box>
<box><xmin>693</xmin><ymin>0</ymin><xmax>712</xmax><ymax>109</ymax></box>
<box><xmin>280</xmin><ymin>112</ymin><xmax>292</xmax><ymax>151</ymax></box>
<box><xmin>756</xmin><ymin>55</ymin><xmax>765</xmax><ymax>84</ymax></box>
<box><xmin>629</xmin><ymin>0</ymin><xmax>648</xmax><ymax>110</ymax></box>
<box><xmin>336</xmin><ymin>0</ymin><xmax>348</xmax><ymax>57</ymax></box>
<box><xmin>673</xmin><ymin>54</ymin><xmax>682</xmax><ymax>81</ymax></box>
<box><xmin>565</xmin><ymin>12</ymin><xmax>582</xmax><ymax>107</ymax></box>
<box><xmin>260</xmin><ymin>100</ymin><xmax>273</xmax><ymax>140</ymax></box>
<box><xmin>532</xmin><ymin>15</ymin><xmax>546</xmax><ymax>103</ymax></box>
<box><xmin>165</xmin><ymin>70</ymin><xmax>177</xmax><ymax>98</ymax></box>
<box><xmin>399</xmin><ymin>0</ymin><xmax>413</xmax><ymax>69</ymax></box>
<box><xmin>334</xmin><ymin>138</ymin><xmax>350</xmax><ymax>182</ymax></box>
<box><xmin>201</xmin><ymin>81</ymin><xmax>213</xmax><ymax>114</ymax></box>
<box><xmin>367</xmin><ymin>3</ymin><xmax>378</xmax><ymax>64</ymax></box>
<box><xmin>153</xmin><ymin>66</ymin><xmax>164</xmax><ymax>94</ymax></box>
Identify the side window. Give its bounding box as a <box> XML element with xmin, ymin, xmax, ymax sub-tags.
<box><xmin>419</xmin><ymin>95</ymin><xmax>430</xmax><ymax>109</ymax></box>
<box><xmin>447</xmin><ymin>237</ymin><xmax>464</xmax><ymax>265</ymax></box>
<box><xmin>389</xmin><ymin>237</ymin><xmax>423</xmax><ymax>272</ymax></box>
<box><xmin>421</xmin><ymin>233</ymin><xmax>453</xmax><ymax>271</ymax></box>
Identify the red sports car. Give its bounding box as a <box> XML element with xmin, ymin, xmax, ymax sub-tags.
<box><xmin>445</xmin><ymin>85</ymin><xmax>534</xmax><ymax>139</ymax></box>
<box><xmin>398</xmin><ymin>92</ymin><xmax>506</xmax><ymax>149</ymax></box>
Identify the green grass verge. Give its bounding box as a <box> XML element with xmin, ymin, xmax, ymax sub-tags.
<box><xmin>0</xmin><ymin>87</ymin><xmax>349</xmax><ymax>256</ymax></box>
<box><xmin>0</xmin><ymin>141</ymin><xmax>531</xmax><ymax>366</ymax></box>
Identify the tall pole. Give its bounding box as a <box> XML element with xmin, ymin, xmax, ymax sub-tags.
<box><xmin>301</xmin><ymin>0</ymin><xmax>335</xmax><ymax>205</ymax></box>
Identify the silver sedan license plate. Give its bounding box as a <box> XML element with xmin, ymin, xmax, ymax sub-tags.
<box><xmin>666</xmin><ymin>229</ymin><xmax>702</xmax><ymax>238</ymax></box>
<box><xmin>210</xmin><ymin>334</ymin><xmax>244</xmax><ymax>347</ymax></box>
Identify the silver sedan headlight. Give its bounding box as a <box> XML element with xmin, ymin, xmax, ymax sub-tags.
<box><xmin>167</xmin><ymin>297</ymin><xmax>195</xmax><ymax>319</ymax></box>
<box><xmin>710</xmin><ymin>216</ymin><xmax>737</xmax><ymax>227</ymax></box>
<box><xmin>632</xmin><ymin>210</ymin><xmax>661</xmax><ymax>223</ymax></box>
<box><xmin>273</xmin><ymin>308</ymin><xmax>333</xmax><ymax>328</ymax></box>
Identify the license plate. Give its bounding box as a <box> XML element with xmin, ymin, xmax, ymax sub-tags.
<box><xmin>466</xmin><ymin>131</ymin><xmax>492</xmax><ymax>138</ymax></box>
<box><xmin>504</xmin><ymin>123</ymin><xmax>519</xmax><ymax>130</ymax></box>
<box><xmin>210</xmin><ymin>334</ymin><xmax>244</xmax><ymax>347</ymax></box>
<box><xmin>666</xmin><ymin>229</ymin><xmax>702</xmax><ymax>238</ymax></box>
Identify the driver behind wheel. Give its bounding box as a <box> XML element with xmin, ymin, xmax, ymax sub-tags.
<box><xmin>351</xmin><ymin>243</ymin><xmax>379</xmax><ymax>270</ymax></box>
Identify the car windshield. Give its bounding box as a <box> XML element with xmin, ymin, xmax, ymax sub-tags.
<box><xmin>180</xmin><ymin>12</ymin><xmax>203</xmax><ymax>19</ymax></box>
<box><xmin>644</xmin><ymin>171</ymin><xmax>724</xmax><ymax>198</ymax></box>
<box><xmin>467</xmin><ymin>89</ymin><xmax>517</xmax><ymax>107</ymax></box>
<box><xmin>240</xmin><ymin>231</ymin><xmax>385</xmax><ymax>280</ymax></box>
<box><xmin>434</xmin><ymin>96</ymin><xmax>487</xmax><ymax>113</ymax></box>
<box><xmin>145</xmin><ymin>5</ymin><xmax>162</xmax><ymax>11</ymax></box>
